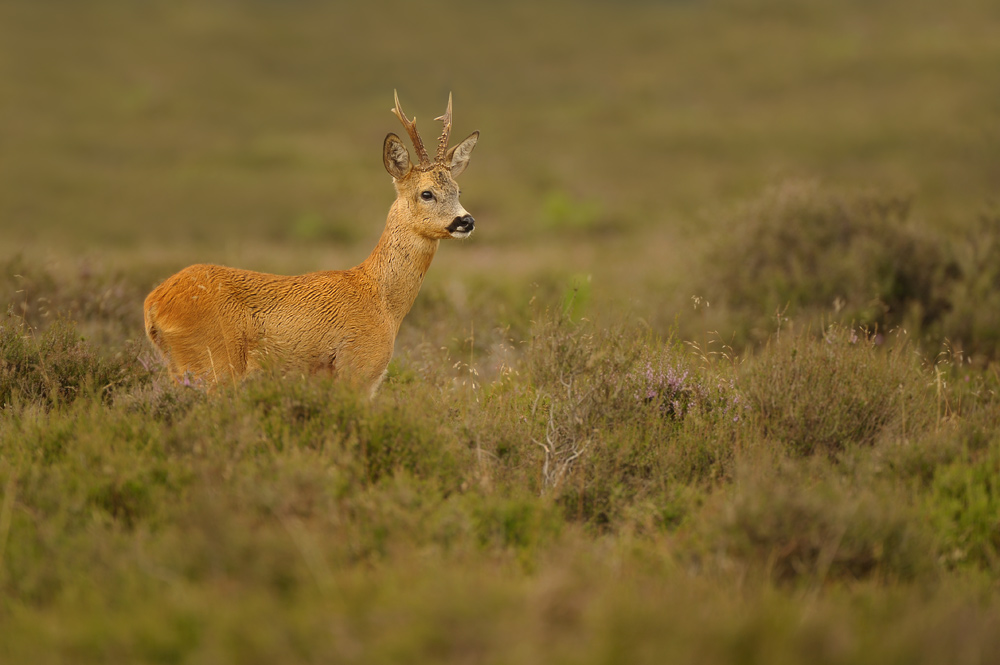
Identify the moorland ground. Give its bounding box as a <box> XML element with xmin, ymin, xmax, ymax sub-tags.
<box><xmin>2</xmin><ymin>1</ymin><xmax>1000</xmax><ymax>662</ymax></box>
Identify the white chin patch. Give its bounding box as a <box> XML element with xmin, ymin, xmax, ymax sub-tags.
<box><xmin>449</xmin><ymin>229</ymin><xmax>473</xmax><ymax>239</ymax></box>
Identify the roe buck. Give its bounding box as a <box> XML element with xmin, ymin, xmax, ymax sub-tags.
<box><xmin>143</xmin><ymin>92</ymin><xmax>479</xmax><ymax>395</ymax></box>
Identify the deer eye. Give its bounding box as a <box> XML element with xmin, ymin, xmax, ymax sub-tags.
<box><xmin>420</xmin><ymin>190</ymin><xmax>434</xmax><ymax>201</ymax></box>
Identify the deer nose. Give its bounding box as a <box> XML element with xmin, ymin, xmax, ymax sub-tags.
<box><xmin>447</xmin><ymin>214</ymin><xmax>475</xmax><ymax>234</ymax></box>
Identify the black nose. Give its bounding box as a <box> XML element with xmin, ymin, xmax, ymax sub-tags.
<box><xmin>447</xmin><ymin>214</ymin><xmax>475</xmax><ymax>233</ymax></box>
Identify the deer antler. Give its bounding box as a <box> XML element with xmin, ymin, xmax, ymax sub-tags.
<box><xmin>434</xmin><ymin>92</ymin><xmax>453</xmax><ymax>164</ymax></box>
<box><xmin>391</xmin><ymin>90</ymin><xmax>431</xmax><ymax>167</ymax></box>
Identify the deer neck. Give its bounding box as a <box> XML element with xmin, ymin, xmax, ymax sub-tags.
<box><xmin>359</xmin><ymin>200</ymin><xmax>439</xmax><ymax>329</ymax></box>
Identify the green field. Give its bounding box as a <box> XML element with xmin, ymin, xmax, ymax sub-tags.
<box><xmin>3</xmin><ymin>0</ymin><xmax>1000</xmax><ymax>662</ymax></box>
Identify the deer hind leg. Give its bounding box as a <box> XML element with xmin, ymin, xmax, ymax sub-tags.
<box><xmin>367</xmin><ymin>368</ymin><xmax>389</xmax><ymax>399</ymax></box>
<box><xmin>149</xmin><ymin>324</ymin><xmax>247</xmax><ymax>386</ymax></box>
<box><xmin>337</xmin><ymin>344</ymin><xmax>392</xmax><ymax>399</ymax></box>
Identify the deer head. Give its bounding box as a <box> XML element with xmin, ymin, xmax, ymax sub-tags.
<box><xmin>383</xmin><ymin>91</ymin><xmax>479</xmax><ymax>240</ymax></box>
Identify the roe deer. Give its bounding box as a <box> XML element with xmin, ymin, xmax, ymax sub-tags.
<box><xmin>143</xmin><ymin>92</ymin><xmax>479</xmax><ymax>395</ymax></box>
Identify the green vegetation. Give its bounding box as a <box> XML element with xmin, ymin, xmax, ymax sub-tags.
<box><xmin>3</xmin><ymin>0</ymin><xmax>1000</xmax><ymax>662</ymax></box>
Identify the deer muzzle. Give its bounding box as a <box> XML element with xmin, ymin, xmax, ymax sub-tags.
<box><xmin>447</xmin><ymin>214</ymin><xmax>475</xmax><ymax>238</ymax></box>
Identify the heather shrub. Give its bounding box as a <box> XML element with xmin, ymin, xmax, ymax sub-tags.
<box><xmin>522</xmin><ymin>313</ymin><xmax>642</xmax><ymax>492</ymax></box>
<box><xmin>520</xmin><ymin>314</ymin><xmax>745</xmax><ymax>528</ymax></box>
<box><xmin>877</xmin><ymin>387</ymin><xmax>1000</xmax><ymax>490</ymax></box>
<box><xmin>87</xmin><ymin>476</ymin><xmax>155</xmax><ymax>530</ymax></box>
<box><xmin>0</xmin><ymin>313</ymin><xmax>152</xmax><ymax>408</ymax></box>
<box><xmin>623</xmin><ymin>351</ymin><xmax>748</xmax><ymax>425</ymax></box>
<box><xmin>239</xmin><ymin>372</ymin><xmax>470</xmax><ymax>489</ymax></box>
<box><xmin>711</xmin><ymin>464</ymin><xmax>937</xmax><ymax>584</ymax></box>
<box><xmin>0</xmin><ymin>254</ymin><xmax>148</xmax><ymax>347</ymax></box>
<box><xmin>351</xmin><ymin>395</ymin><xmax>467</xmax><ymax>489</ymax></box>
<box><xmin>877</xmin><ymin>429</ymin><xmax>971</xmax><ymax>490</ymax></box>
<box><xmin>927</xmin><ymin>444</ymin><xmax>1000</xmax><ymax>571</ymax></box>
<box><xmin>116</xmin><ymin>376</ymin><xmax>207</xmax><ymax>424</ymax></box>
<box><xmin>937</xmin><ymin>210</ymin><xmax>1000</xmax><ymax>363</ymax></box>
<box><xmin>702</xmin><ymin>182</ymin><xmax>958</xmax><ymax>347</ymax></box>
<box><xmin>471</xmin><ymin>493</ymin><xmax>562</xmax><ymax>555</ymax></box>
<box><xmin>741</xmin><ymin>325</ymin><xmax>928</xmax><ymax>457</ymax></box>
<box><xmin>521</xmin><ymin>314</ymin><xmax>744</xmax><ymax>435</ymax></box>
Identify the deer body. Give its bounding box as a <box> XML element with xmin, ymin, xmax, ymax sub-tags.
<box><xmin>144</xmin><ymin>93</ymin><xmax>478</xmax><ymax>394</ymax></box>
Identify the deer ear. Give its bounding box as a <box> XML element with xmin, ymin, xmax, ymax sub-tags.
<box><xmin>446</xmin><ymin>131</ymin><xmax>478</xmax><ymax>178</ymax></box>
<box><xmin>383</xmin><ymin>133</ymin><xmax>412</xmax><ymax>179</ymax></box>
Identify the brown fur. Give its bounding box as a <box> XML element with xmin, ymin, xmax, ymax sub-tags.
<box><xmin>143</xmin><ymin>95</ymin><xmax>478</xmax><ymax>395</ymax></box>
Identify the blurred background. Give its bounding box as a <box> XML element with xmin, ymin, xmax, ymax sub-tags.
<box><xmin>2</xmin><ymin>0</ymin><xmax>999</xmax><ymax>356</ymax></box>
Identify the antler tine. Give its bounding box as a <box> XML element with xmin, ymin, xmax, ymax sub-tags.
<box><xmin>434</xmin><ymin>92</ymin><xmax>453</xmax><ymax>164</ymax></box>
<box><xmin>391</xmin><ymin>89</ymin><xmax>431</xmax><ymax>167</ymax></box>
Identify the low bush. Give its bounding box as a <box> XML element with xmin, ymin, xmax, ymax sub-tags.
<box><xmin>926</xmin><ymin>444</ymin><xmax>1000</xmax><ymax>571</ymax></box>
<box><xmin>710</xmin><ymin>463</ymin><xmax>937</xmax><ymax>584</ymax></box>
<box><xmin>740</xmin><ymin>324</ymin><xmax>929</xmax><ymax>457</ymax></box>
<box><xmin>513</xmin><ymin>314</ymin><xmax>746</xmax><ymax>529</ymax></box>
<box><xmin>936</xmin><ymin>210</ymin><xmax>1000</xmax><ymax>363</ymax></box>
<box><xmin>0</xmin><ymin>313</ymin><xmax>152</xmax><ymax>408</ymax></box>
<box><xmin>237</xmin><ymin>371</ymin><xmax>473</xmax><ymax>490</ymax></box>
<box><xmin>0</xmin><ymin>254</ymin><xmax>148</xmax><ymax>348</ymax></box>
<box><xmin>702</xmin><ymin>181</ymin><xmax>958</xmax><ymax>348</ymax></box>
